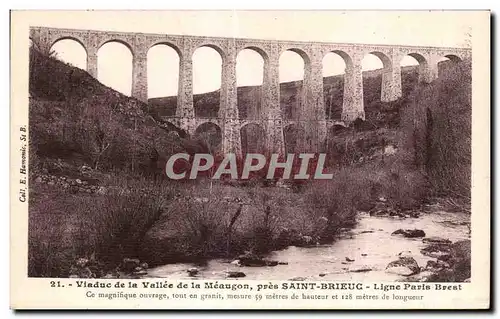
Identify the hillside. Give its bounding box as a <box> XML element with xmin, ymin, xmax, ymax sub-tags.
<box><xmin>28</xmin><ymin>47</ymin><xmax>471</xmax><ymax>278</ymax></box>
<box><xmin>149</xmin><ymin>66</ymin><xmax>420</xmax><ymax>128</ymax></box>
<box><xmin>29</xmin><ymin>48</ymin><xmax>185</xmax><ymax>178</ymax></box>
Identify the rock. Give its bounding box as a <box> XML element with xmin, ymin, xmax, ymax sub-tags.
<box><xmin>278</xmin><ymin>262</ymin><xmax>288</xmax><ymax>265</ymax></box>
<box><xmin>121</xmin><ymin>258</ymin><xmax>140</xmax><ymax>272</ymax></box>
<box><xmin>345</xmin><ymin>257</ymin><xmax>354</xmax><ymax>262</ymax></box>
<box><xmin>349</xmin><ymin>266</ymin><xmax>372</xmax><ymax>273</ymax></box>
<box><xmin>237</xmin><ymin>252</ymin><xmax>267</xmax><ymax>267</ymax></box>
<box><xmin>423</xmin><ymin>237</ymin><xmax>452</xmax><ymax>245</ymax></box>
<box><xmin>76</xmin><ymin>257</ymin><xmax>89</xmax><ymax>268</ymax></box>
<box><xmin>398</xmin><ymin>251</ymin><xmax>413</xmax><ymax>258</ymax></box>
<box><xmin>359</xmin><ymin>230</ymin><xmax>375</xmax><ymax>234</ymax></box>
<box><xmin>265</xmin><ymin>261</ymin><xmax>278</xmax><ymax>267</ymax></box>
<box><xmin>408</xmin><ymin>211</ymin><xmax>421</xmax><ymax>218</ymax></box>
<box><xmin>319</xmin><ymin>273</ymin><xmax>326</xmax><ymax>277</ymax></box>
<box><xmin>187</xmin><ymin>268</ymin><xmax>199</xmax><ymax>276</ymax></box>
<box><xmin>389</xmin><ymin>210</ymin><xmax>406</xmax><ymax>218</ymax></box>
<box><xmin>386</xmin><ymin>257</ymin><xmax>420</xmax><ymax>276</ymax></box>
<box><xmin>361</xmin><ymin>253</ymin><xmax>368</xmax><ymax>257</ymax></box>
<box><xmin>226</xmin><ymin>271</ymin><xmax>246</xmax><ymax>278</ymax></box>
<box><xmin>408</xmin><ymin>270</ymin><xmax>436</xmax><ymax>282</ymax></box>
<box><xmin>420</xmin><ymin>243</ymin><xmax>451</xmax><ymax>258</ymax></box>
<box><xmin>449</xmin><ymin>240</ymin><xmax>471</xmax><ymax>282</ymax></box>
<box><xmin>341</xmin><ymin>261</ymin><xmax>348</xmax><ymax>265</ymax></box>
<box><xmin>425</xmin><ymin>260</ymin><xmax>450</xmax><ymax>272</ymax></box>
<box><xmin>76</xmin><ymin>179</ymin><xmax>82</xmax><ymax>184</ymax></box>
<box><xmin>230</xmin><ymin>259</ymin><xmax>241</xmax><ymax>266</ymax></box>
<box><xmin>391</xmin><ymin>229</ymin><xmax>426</xmax><ymax>238</ymax></box>
<box><xmin>140</xmin><ymin>263</ymin><xmax>148</xmax><ymax>269</ymax></box>
<box><xmin>289</xmin><ymin>277</ymin><xmax>306</xmax><ymax>281</ymax></box>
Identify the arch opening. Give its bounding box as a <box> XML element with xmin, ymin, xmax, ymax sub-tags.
<box><xmin>323</xmin><ymin>51</ymin><xmax>351</xmax><ymax>120</ymax></box>
<box><xmin>97</xmin><ymin>41</ymin><xmax>133</xmax><ymax>96</ymax></box>
<box><xmin>147</xmin><ymin>44</ymin><xmax>180</xmax><ymax>115</ymax></box>
<box><xmin>49</xmin><ymin>38</ymin><xmax>87</xmax><ymax>70</ymax></box>
<box><xmin>400</xmin><ymin>53</ymin><xmax>427</xmax><ymax>93</ymax></box>
<box><xmin>236</xmin><ymin>48</ymin><xmax>265</xmax><ymax>120</ymax></box>
<box><xmin>438</xmin><ymin>54</ymin><xmax>462</xmax><ymax>76</ymax></box>
<box><xmin>192</xmin><ymin>46</ymin><xmax>223</xmax><ymax>118</ymax></box>
<box><xmin>241</xmin><ymin>123</ymin><xmax>266</xmax><ymax>154</ymax></box>
<box><xmin>280</xmin><ymin>49</ymin><xmax>308</xmax><ymax>121</ymax></box>
<box><xmin>193</xmin><ymin>122</ymin><xmax>222</xmax><ymax>152</ymax></box>
<box><xmin>283</xmin><ymin>124</ymin><xmax>306</xmax><ymax>154</ymax></box>
<box><xmin>361</xmin><ymin>52</ymin><xmax>391</xmax><ymax>106</ymax></box>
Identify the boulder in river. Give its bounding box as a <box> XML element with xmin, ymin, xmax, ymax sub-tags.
<box><xmin>349</xmin><ymin>265</ymin><xmax>372</xmax><ymax>273</ymax></box>
<box><xmin>425</xmin><ymin>260</ymin><xmax>450</xmax><ymax>272</ymax></box>
<box><xmin>345</xmin><ymin>257</ymin><xmax>355</xmax><ymax>262</ymax></box>
<box><xmin>289</xmin><ymin>276</ymin><xmax>307</xmax><ymax>281</ymax></box>
<box><xmin>187</xmin><ymin>267</ymin><xmax>199</xmax><ymax>276</ymax></box>
<box><xmin>420</xmin><ymin>243</ymin><xmax>452</xmax><ymax>259</ymax></box>
<box><xmin>237</xmin><ymin>252</ymin><xmax>266</xmax><ymax>266</ymax></box>
<box><xmin>226</xmin><ymin>271</ymin><xmax>246</xmax><ymax>278</ymax></box>
<box><xmin>398</xmin><ymin>250</ymin><xmax>413</xmax><ymax>258</ymax></box>
<box><xmin>121</xmin><ymin>258</ymin><xmax>141</xmax><ymax>272</ymax></box>
<box><xmin>423</xmin><ymin>237</ymin><xmax>452</xmax><ymax>245</ymax></box>
<box><xmin>391</xmin><ymin>229</ymin><xmax>426</xmax><ymax>238</ymax></box>
<box><xmin>386</xmin><ymin>257</ymin><xmax>420</xmax><ymax>276</ymax></box>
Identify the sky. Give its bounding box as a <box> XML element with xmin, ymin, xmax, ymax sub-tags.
<box><xmin>33</xmin><ymin>11</ymin><xmax>471</xmax><ymax>97</ymax></box>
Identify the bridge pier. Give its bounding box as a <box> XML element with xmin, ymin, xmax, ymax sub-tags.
<box><xmin>263</xmin><ymin>56</ymin><xmax>285</xmax><ymax>155</ymax></box>
<box><xmin>342</xmin><ymin>60</ymin><xmax>365</xmax><ymax>123</ymax></box>
<box><xmin>176</xmin><ymin>56</ymin><xmax>195</xmax><ymax>133</ymax></box>
<box><xmin>381</xmin><ymin>59</ymin><xmax>402</xmax><ymax>102</ymax></box>
<box><xmin>303</xmin><ymin>59</ymin><xmax>326</xmax><ymax>152</ymax></box>
<box><xmin>219</xmin><ymin>55</ymin><xmax>242</xmax><ymax>157</ymax></box>
<box><xmin>87</xmin><ymin>49</ymin><xmax>98</xmax><ymax>78</ymax></box>
<box><xmin>131</xmin><ymin>53</ymin><xmax>148</xmax><ymax>102</ymax></box>
<box><xmin>418</xmin><ymin>57</ymin><xmax>439</xmax><ymax>84</ymax></box>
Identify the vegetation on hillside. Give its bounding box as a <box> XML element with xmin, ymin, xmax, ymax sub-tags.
<box><xmin>28</xmin><ymin>46</ymin><xmax>470</xmax><ymax>278</ymax></box>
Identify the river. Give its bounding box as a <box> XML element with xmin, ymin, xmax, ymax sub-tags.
<box><xmin>146</xmin><ymin>209</ymin><xmax>470</xmax><ymax>281</ymax></box>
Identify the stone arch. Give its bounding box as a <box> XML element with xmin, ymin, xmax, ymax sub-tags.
<box><xmin>279</xmin><ymin>48</ymin><xmax>310</xmax><ymax>121</ymax></box>
<box><xmin>322</xmin><ymin>50</ymin><xmax>353</xmax><ymax>120</ymax></box>
<box><xmin>192</xmin><ymin>45</ymin><xmax>224</xmax><ymax>117</ymax></box>
<box><xmin>241</xmin><ymin>123</ymin><xmax>267</xmax><ymax>154</ymax></box>
<box><xmin>193</xmin><ymin>122</ymin><xmax>223</xmax><ymax>152</ymax></box>
<box><xmin>438</xmin><ymin>54</ymin><xmax>462</xmax><ymax>77</ymax></box>
<box><xmin>97</xmin><ymin>41</ymin><xmax>134</xmax><ymax>96</ymax></box>
<box><xmin>146</xmin><ymin>43</ymin><xmax>181</xmax><ymax>100</ymax></box>
<box><xmin>239</xmin><ymin>45</ymin><xmax>269</xmax><ymax>62</ymax></box>
<box><xmin>50</xmin><ymin>36</ymin><xmax>88</xmax><ymax>56</ymax></box>
<box><xmin>283</xmin><ymin>123</ymin><xmax>306</xmax><ymax>154</ymax></box>
<box><xmin>400</xmin><ymin>52</ymin><xmax>429</xmax><ymax>89</ymax></box>
<box><xmin>49</xmin><ymin>37</ymin><xmax>88</xmax><ymax>70</ymax></box>
<box><xmin>97</xmin><ymin>39</ymin><xmax>135</xmax><ymax>58</ymax></box>
<box><xmin>236</xmin><ymin>47</ymin><xmax>267</xmax><ymax>120</ymax></box>
<box><xmin>280</xmin><ymin>47</ymin><xmax>311</xmax><ymax>65</ymax></box>
<box><xmin>443</xmin><ymin>54</ymin><xmax>462</xmax><ymax>62</ymax></box>
<box><xmin>148</xmin><ymin>41</ymin><xmax>183</xmax><ymax>59</ymax></box>
<box><xmin>193</xmin><ymin>43</ymin><xmax>227</xmax><ymax>63</ymax></box>
<box><xmin>369</xmin><ymin>51</ymin><xmax>392</xmax><ymax>69</ymax></box>
<box><xmin>361</xmin><ymin>51</ymin><xmax>393</xmax><ymax>105</ymax></box>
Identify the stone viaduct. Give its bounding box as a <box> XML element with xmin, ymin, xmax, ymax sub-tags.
<box><xmin>30</xmin><ymin>26</ymin><xmax>471</xmax><ymax>156</ymax></box>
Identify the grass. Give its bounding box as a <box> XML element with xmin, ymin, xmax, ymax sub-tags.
<box><xmin>28</xmin><ymin>47</ymin><xmax>471</xmax><ymax>277</ymax></box>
